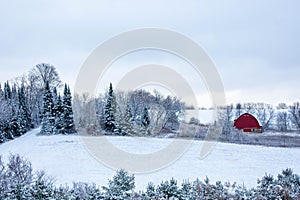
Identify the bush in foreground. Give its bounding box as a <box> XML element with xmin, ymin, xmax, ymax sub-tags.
<box><xmin>0</xmin><ymin>154</ymin><xmax>299</xmax><ymax>199</ymax></box>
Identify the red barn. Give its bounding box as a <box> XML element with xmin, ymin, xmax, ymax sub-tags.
<box><xmin>234</xmin><ymin>113</ymin><xmax>262</xmax><ymax>133</ymax></box>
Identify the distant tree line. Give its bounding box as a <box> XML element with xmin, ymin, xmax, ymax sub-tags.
<box><xmin>0</xmin><ymin>154</ymin><xmax>299</xmax><ymax>199</ymax></box>
<box><xmin>74</xmin><ymin>83</ymin><xmax>184</xmax><ymax>136</ymax></box>
<box><xmin>0</xmin><ymin>63</ymin><xmax>75</xmax><ymax>143</ymax></box>
<box><xmin>219</xmin><ymin>102</ymin><xmax>300</xmax><ymax>135</ymax></box>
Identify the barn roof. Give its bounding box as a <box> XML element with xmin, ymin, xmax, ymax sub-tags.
<box><xmin>234</xmin><ymin>113</ymin><xmax>262</xmax><ymax>129</ymax></box>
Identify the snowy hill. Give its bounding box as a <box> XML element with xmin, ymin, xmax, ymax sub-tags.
<box><xmin>0</xmin><ymin>128</ymin><xmax>300</xmax><ymax>190</ymax></box>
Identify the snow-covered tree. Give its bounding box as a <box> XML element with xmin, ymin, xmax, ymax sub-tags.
<box><xmin>162</xmin><ymin>95</ymin><xmax>183</xmax><ymax>130</ymax></box>
<box><xmin>104</xmin><ymin>83</ymin><xmax>120</xmax><ymax>134</ymax></box>
<box><xmin>17</xmin><ymin>85</ymin><xmax>31</xmax><ymax>135</ymax></box>
<box><xmin>289</xmin><ymin>102</ymin><xmax>300</xmax><ymax>132</ymax></box>
<box><xmin>54</xmin><ymin>95</ymin><xmax>64</xmax><ymax>134</ymax></box>
<box><xmin>102</xmin><ymin>169</ymin><xmax>135</xmax><ymax>199</ymax></box>
<box><xmin>179</xmin><ymin>180</ymin><xmax>194</xmax><ymax>199</ymax></box>
<box><xmin>40</xmin><ymin>82</ymin><xmax>55</xmax><ymax>135</ymax></box>
<box><xmin>5</xmin><ymin>154</ymin><xmax>33</xmax><ymax>199</ymax></box>
<box><xmin>156</xmin><ymin>178</ymin><xmax>179</xmax><ymax>199</ymax></box>
<box><xmin>142</xmin><ymin>107</ymin><xmax>150</xmax><ymax>128</ymax></box>
<box><xmin>141</xmin><ymin>107</ymin><xmax>150</xmax><ymax>135</ymax></box>
<box><xmin>277</xmin><ymin>111</ymin><xmax>289</xmax><ymax>132</ymax></box>
<box><xmin>4</xmin><ymin>81</ymin><xmax>12</xmax><ymax>99</ymax></box>
<box><xmin>73</xmin><ymin>93</ymin><xmax>101</xmax><ymax>135</ymax></box>
<box><xmin>62</xmin><ymin>84</ymin><xmax>75</xmax><ymax>134</ymax></box>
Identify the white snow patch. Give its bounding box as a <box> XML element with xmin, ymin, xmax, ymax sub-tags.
<box><xmin>0</xmin><ymin>128</ymin><xmax>300</xmax><ymax>191</ymax></box>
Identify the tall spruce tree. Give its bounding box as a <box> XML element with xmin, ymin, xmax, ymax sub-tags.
<box><xmin>40</xmin><ymin>82</ymin><xmax>55</xmax><ymax>135</ymax></box>
<box><xmin>62</xmin><ymin>84</ymin><xmax>75</xmax><ymax>134</ymax></box>
<box><xmin>122</xmin><ymin>103</ymin><xmax>135</xmax><ymax>135</ymax></box>
<box><xmin>4</xmin><ymin>81</ymin><xmax>11</xmax><ymax>99</ymax></box>
<box><xmin>17</xmin><ymin>85</ymin><xmax>31</xmax><ymax>135</ymax></box>
<box><xmin>9</xmin><ymin>84</ymin><xmax>19</xmax><ymax>137</ymax></box>
<box><xmin>142</xmin><ymin>107</ymin><xmax>150</xmax><ymax>128</ymax></box>
<box><xmin>54</xmin><ymin>95</ymin><xmax>64</xmax><ymax>134</ymax></box>
<box><xmin>104</xmin><ymin>83</ymin><xmax>120</xmax><ymax>134</ymax></box>
<box><xmin>0</xmin><ymin>83</ymin><xmax>3</xmax><ymax>98</ymax></box>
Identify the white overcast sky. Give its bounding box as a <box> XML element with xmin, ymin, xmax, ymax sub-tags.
<box><xmin>0</xmin><ymin>0</ymin><xmax>299</xmax><ymax>107</ymax></box>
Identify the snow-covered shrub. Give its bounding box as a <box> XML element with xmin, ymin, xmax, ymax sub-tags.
<box><xmin>2</xmin><ymin>154</ymin><xmax>33</xmax><ymax>199</ymax></box>
<box><xmin>30</xmin><ymin>170</ymin><xmax>55</xmax><ymax>199</ymax></box>
<box><xmin>0</xmin><ymin>154</ymin><xmax>300</xmax><ymax>200</ymax></box>
<box><xmin>253</xmin><ymin>168</ymin><xmax>300</xmax><ymax>199</ymax></box>
<box><xmin>69</xmin><ymin>182</ymin><xmax>102</xmax><ymax>200</ymax></box>
<box><xmin>156</xmin><ymin>178</ymin><xmax>180</xmax><ymax>199</ymax></box>
<box><xmin>102</xmin><ymin>169</ymin><xmax>135</xmax><ymax>199</ymax></box>
<box><xmin>53</xmin><ymin>185</ymin><xmax>70</xmax><ymax>200</ymax></box>
<box><xmin>179</xmin><ymin>180</ymin><xmax>195</xmax><ymax>199</ymax></box>
<box><xmin>277</xmin><ymin>168</ymin><xmax>300</xmax><ymax>199</ymax></box>
<box><xmin>144</xmin><ymin>182</ymin><xmax>156</xmax><ymax>199</ymax></box>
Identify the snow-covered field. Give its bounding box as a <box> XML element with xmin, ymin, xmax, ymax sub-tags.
<box><xmin>0</xmin><ymin>128</ymin><xmax>300</xmax><ymax>191</ymax></box>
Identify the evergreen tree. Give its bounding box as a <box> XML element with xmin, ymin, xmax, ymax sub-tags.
<box><xmin>40</xmin><ymin>82</ymin><xmax>55</xmax><ymax>135</ymax></box>
<box><xmin>54</xmin><ymin>95</ymin><xmax>64</xmax><ymax>134</ymax></box>
<box><xmin>62</xmin><ymin>84</ymin><xmax>75</xmax><ymax>134</ymax></box>
<box><xmin>145</xmin><ymin>182</ymin><xmax>156</xmax><ymax>199</ymax></box>
<box><xmin>9</xmin><ymin>85</ymin><xmax>19</xmax><ymax>137</ymax></box>
<box><xmin>52</xmin><ymin>87</ymin><xmax>58</xmax><ymax>102</ymax></box>
<box><xmin>142</xmin><ymin>107</ymin><xmax>150</xmax><ymax>128</ymax></box>
<box><xmin>122</xmin><ymin>104</ymin><xmax>135</xmax><ymax>135</ymax></box>
<box><xmin>102</xmin><ymin>169</ymin><xmax>135</xmax><ymax>199</ymax></box>
<box><xmin>17</xmin><ymin>85</ymin><xmax>31</xmax><ymax>135</ymax></box>
<box><xmin>4</xmin><ymin>81</ymin><xmax>11</xmax><ymax>99</ymax></box>
<box><xmin>104</xmin><ymin>83</ymin><xmax>120</xmax><ymax>134</ymax></box>
<box><xmin>156</xmin><ymin>178</ymin><xmax>179</xmax><ymax>199</ymax></box>
<box><xmin>0</xmin><ymin>130</ymin><xmax>5</xmax><ymax>143</ymax></box>
<box><xmin>0</xmin><ymin>83</ymin><xmax>3</xmax><ymax>98</ymax></box>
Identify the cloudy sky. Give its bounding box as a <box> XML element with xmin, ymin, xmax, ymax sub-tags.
<box><xmin>0</xmin><ymin>0</ymin><xmax>299</xmax><ymax>107</ymax></box>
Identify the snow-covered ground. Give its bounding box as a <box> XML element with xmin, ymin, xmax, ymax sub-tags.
<box><xmin>0</xmin><ymin>128</ymin><xmax>300</xmax><ymax>191</ymax></box>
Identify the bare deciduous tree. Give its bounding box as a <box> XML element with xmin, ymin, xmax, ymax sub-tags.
<box><xmin>254</xmin><ymin>103</ymin><xmax>274</xmax><ymax>131</ymax></box>
<box><xmin>29</xmin><ymin>63</ymin><xmax>62</xmax><ymax>89</ymax></box>
<box><xmin>289</xmin><ymin>102</ymin><xmax>300</xmax><ymax>132</ymax></box>
<box><xmin>277</xmin><ymin>111</ymin><xmax>289</xmax><ymax>132</ymax></box>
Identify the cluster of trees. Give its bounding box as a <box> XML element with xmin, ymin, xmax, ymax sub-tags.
<box><xmin>74</xmin><ymin>83</ymin><xmax>184</xmax><ymax>136</ymax></box>
<box><xmin>0</xmin><ymin>82</ymin><xmax>31</xmax><ymax>142</ymax></box>
<box><xmin>40</xmin><ymin>82</ymin><xmax>75</xmax><ymax>135</ymax></box>
<box><xmin>0</xmin><ymin>61</ymin><xmax>182</xmax><ymax>139</ymax></box>
<box><xmin>219</xmin><ymin>102</ymin><xmax>300</xmax><ymax>134</ymax></box>
<box><xmin>1</xmin><ymin>154</ymin><xmax>299</xmax><ymax>199</ymax></box>
<box><xmin>0</xmin><ymin>63</ymin><xmax>74</xmax><ymax>143</ymax></box>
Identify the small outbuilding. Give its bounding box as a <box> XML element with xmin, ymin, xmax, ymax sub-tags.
<box><xmin>234</xmin><ymin>113</ymin><xmax>262</xmax><ymax>133</ymax></box>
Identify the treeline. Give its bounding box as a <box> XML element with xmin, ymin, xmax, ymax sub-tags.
<box><xmin>1</xmin><ymin>63</ymin><xmax>183</xmax><ymax>140</ymax></box>
<box><xmin>0</xmin><ymin>63</ymin><xmax>74</xmax><ymax>143</ymax></box>
<box><xmin>219</xmin><ymin>102</ymin><xmax>300</xmax><ymax>134</ymax></box>
<box><xmin>0</xmin><ymin>154</ymin><xmax>299</xmax><ymax>199</ymax></box>
<box><xmin>74</xmin><ymin>83</ymin><xmax>184</xmax><ymax>136</ymax></box>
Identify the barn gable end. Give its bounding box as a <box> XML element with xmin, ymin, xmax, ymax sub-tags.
<box><xmin>234</xmin><ymin>113</ymin><xmax>262</xmax><ymax>133</ymax></box>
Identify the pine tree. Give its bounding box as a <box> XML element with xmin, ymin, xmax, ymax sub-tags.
<box><xmin>122</xmin><ymin>104</ymin><xmax>135</xmax><ymax>135</ymax></box>
<box><xmin>0</xmin><ymin>83</ymin><xmax>3</xmax><ymax>98</ymax></box>
<box><xmin>17</xmin><ymin>85</ymin><xmax>31</xmax><ymax>135</ymax></box>
<box><xmin>54</xmin><ymin>95</ymin><xmax>64</xmax><ymax>134</ymax></box>
<box><xmin>142</xmin><ymin>107</ymin><xmax>150</xmax><ymax>128</ymax></box>
<box><xmin>0</xmin><ymin>130</ymin><xmax>6</xmax><ymax>143</ymax></box>
<box><xmin>52</xmin><ymin>87</ymin><xmax>58</xmax><ymax>102</ymax></box>
<box><xmin>9</xmin><ymin>84</ymin><xmax>19</xmax><ymax>137</ymax></box>
<box><xmin>62</xmin><ymin>84</ymin><xmax>75</xmax><ymax>134</ymax></box>
<box><xmin>40</xmin><ymin>82</ymin><xmax>55</xmax><ymax>135</ymax></box>
<box><xmin>104</xmin><ymin>83</ymin><xmax>120</xmax><ymax>134</ymax></box>
<box><xmin>4</xmin><ymin>81</ymin><xmax>11</xmax><ymax>99</ymax></box>
<box><xmin>102</xmin><ymin>169</ymin><xmax>135</xmax><ymax>199</ymax></box>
